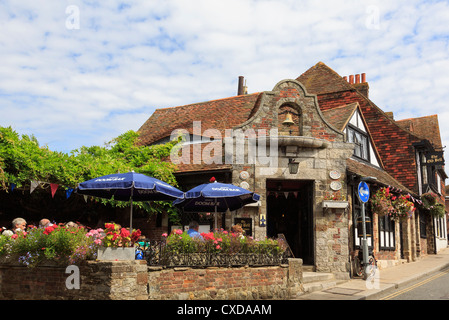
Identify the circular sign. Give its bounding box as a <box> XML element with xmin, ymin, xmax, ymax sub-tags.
<box><xmin>239</xmin><ymin>171</ymin><xmax>250</xmax><ymax>180</ymax></box>
<box><xmin>330</xmin><ymin>181</ymin><xmax>342</xmax><ymax>191</ymax></box>
<box><xmin>329</xmin><ymin>170</ymin><xmax>341</xmax><ymax>180</ymax></box>
<box><xmin>239</xmin><ymin>181</ymin><xmax>250</xmax><ymax>190</ymax></box>
<box><xmin>358</xmin><ymin>181</ymin><xmax>370</xmax><ymax>203</ymax></box>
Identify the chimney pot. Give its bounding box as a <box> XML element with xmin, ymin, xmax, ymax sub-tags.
<box><xmin>355</xmin><ymin>74</ymin><xmax>360</xmax><ymax>84</ymax></box>
<box><xmin>361</xmin><ymin>73</ymin><xmax>366</xmax><ymax>83</ymax></box>
<box><xmin>238</xmin><ymin>76</ymin><xmax>244</xmax><ymax>95</ymax></box>
<box><xmin>349</xmin><ymin>75</ymin><xmax>354</xmax><ymax>84</ymax></box>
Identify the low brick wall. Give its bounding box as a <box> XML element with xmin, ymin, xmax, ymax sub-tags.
<box><xmin>0</xmin><ymin>258</ymin><xmax>303</xmax><ymax>300</ymax></box>
<box><xmin>148</xmin><ymin>258</ymin><xmax>303</xmax><ymax>300</ymax></box>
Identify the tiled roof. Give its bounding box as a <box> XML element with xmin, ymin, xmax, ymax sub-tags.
<box><xmin>297</xmin><ymin>62</ymin><xmax>429</xmax><ymax>193</ymax></box>
<box><xmin>296</xmin><ymin>61</ymin><xmax>354</xmax><ymax>94</ymax></box>
<box><xmin>321</xmin><ymin>102</ymin><xmax>358</xmax><ymax>131</ymax></box>
<box><xmin>396</xmin><ymin>115</ymin><xmax>442</xmax><ymax>148</ymax></box>
<box><xmin>138</xmin><ymin>93</ymin><xmax>262</xmax><ymax>146</ymax></box>
<box><xmin>346</xmin><ymin>158</ymin><xmax>415</xmax><ymax>195</ymax></box>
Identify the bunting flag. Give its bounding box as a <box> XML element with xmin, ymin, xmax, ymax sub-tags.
<box><xmin>293</xmin><ymin>192</ymin><xmax>298</xmax><ymax>198</ymax></box>
<box><xmin>65</xmin><ymin>188</ymin><xmax>74</xmax><ymax>199</ymax></box>
<box><xmin>30</xmin><ymin>180</ymin><xmax>39</xmax><ymax>194</ymax></box>
<box><xmin>50</xmin><ymin>183</ymin><xmax>58</xmax><ymax>198</ymax></box>
<box><xmin>284</xmin><ymin>192</ymin><xmax>289</xmax><ymax>199</ymax></box>
<box><xmin>83</xmin><ymin>195</ymin><xmax>88</xmax><ymax>203</ymax></box>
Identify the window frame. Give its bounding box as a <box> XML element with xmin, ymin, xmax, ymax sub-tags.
<box><xmin>379</xmin><ymin>215</ymin><xmax>395</xmax><ymax>250</ymax></box>
<box><xmin>347</xmin><ymin>125</ymin><xmax>370</xmax><ymax>162</ymax></box>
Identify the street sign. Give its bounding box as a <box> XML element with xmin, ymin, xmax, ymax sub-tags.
<box><xmin>358</xmin><ymin>181</ymin><xmax>370</xmax><ymax>203</ymax></box>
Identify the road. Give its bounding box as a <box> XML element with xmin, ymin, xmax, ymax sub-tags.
<box><xmin>378</xmin><ymin>267</ymin><xmax>449</xmax><ymax>300</ymax></box>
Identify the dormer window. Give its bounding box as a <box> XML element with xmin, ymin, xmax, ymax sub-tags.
<box><xmin>348</xmin><ymin>125</ymin><xmax>369</xmax><ymax>161</ymax></box>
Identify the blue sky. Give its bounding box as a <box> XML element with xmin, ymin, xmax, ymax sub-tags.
<box><xmin>1</xmin><ymin>0</ymin><xmax>449</xmax><ymax>164</ymax></box>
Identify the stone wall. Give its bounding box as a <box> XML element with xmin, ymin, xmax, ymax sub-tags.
<box><xmin>0</xmin><ymin>259</ymin><xmax>304</xmax><ymax>300</ymax></box>
<box><xmin>0</xmin><ymin>260</ymin><xmax>148</xmax><ymax>300</ymax></box>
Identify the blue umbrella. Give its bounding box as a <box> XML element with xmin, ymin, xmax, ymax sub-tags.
<box><xmin>173</xmin><ymin>181</ymin><xmax>260</xmax><ymax>229</ymax></box>
<box><xmin>76</xmin><ymin>172</ymin><xmax>184</xmax><ymax>231</ymax></box>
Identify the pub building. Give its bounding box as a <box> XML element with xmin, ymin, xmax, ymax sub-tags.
<box><xmin>137</xmin><ymin>62</ymin><xmax>447</xmax><ymax>275</ymax></box>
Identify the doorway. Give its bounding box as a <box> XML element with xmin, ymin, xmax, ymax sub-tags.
<box><xmin>266</xmin><ymin>179</ymin><xmax>314</xmax><ymax>265</ymax></box>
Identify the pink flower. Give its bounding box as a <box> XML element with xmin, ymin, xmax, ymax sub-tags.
<box><xmin>175</xmin><ymin>229</ymin><xmax>183</xmax><ymax>235</ymax></box>
<box><xmin>94</xmin><ymin>239</ymin><xmax>102</xmax><ymax>245</ymax></box>
<box><xmin>216</xmin><ymin>245</ymin><xmax>221</xmax><ymax>250</ymax></box>
<box><xmin>161</xmin><ymin>233</ymin><xmax>168</xmax><ymax>237</ymax></box>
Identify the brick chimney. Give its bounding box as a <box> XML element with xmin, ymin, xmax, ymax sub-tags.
<box><xmin>238</xmin><ymin>76</ymin><xmax>246</xmax><ymax>95</ymax></box>
<box><xmin>344</xmin><ymin>73</ymin><xmax>369</xmax><ymax>98</ymax></box>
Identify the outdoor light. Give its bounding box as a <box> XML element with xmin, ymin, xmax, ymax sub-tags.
<box><xmin>288</xmin><ymin>158</ymin><xmax>299</xmax><ymax>174</ymax></box>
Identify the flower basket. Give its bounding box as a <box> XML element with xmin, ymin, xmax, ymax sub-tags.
<box><xmin>429</xmin><ymin>203</ymin><xmax>446</xmax><ymax>218</ymax></box>
<box><xmin>391</xmin><ymin>195</ymin><xmax>415</xmax><ymax>221</ymax></box>
<box><xmin>370</xmin><ymin>187</ymin><xmax>394</xmax><ymax>217</ymax></box>
<box><xmin>421</xmin><ymin>193</ymin><xmax>446</xmax><ymax>218</ymax></box>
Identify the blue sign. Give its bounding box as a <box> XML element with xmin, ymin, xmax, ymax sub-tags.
<box><xmin>358</xmin><ymin>182</ymin><xmax>370</xmax><ymax>203</ymax></box>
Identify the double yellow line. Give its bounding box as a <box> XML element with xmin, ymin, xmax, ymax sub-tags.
<box><xmin>380</xmin><ymin>268</ymin><xmax>449</xmax><ymax>300</ymax></box>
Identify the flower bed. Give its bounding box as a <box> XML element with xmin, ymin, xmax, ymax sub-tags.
<box><xmin>0</xmin><ymin>222</ymin><xmax>141</xmax><ymax>267</ymax></box>
<box><xmin>158</xmin><ymin>229</ymin><xmax>290</xmax><ymax>267</ymax></box>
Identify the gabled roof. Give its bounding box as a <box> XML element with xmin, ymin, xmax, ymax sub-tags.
<box><xmin>138</xmin><ymin>93</ymin><xmax>262</xmax><ymax>146</ymax></box>
<box><xmin>296</xmin><ymin>61</ymin><xmax>354</xmax><ymax>94</ymax></box>
<box><xmin>297</xmin><ymin>62</ymin><xmax>436</xmax><ymax>194</ymax></box>
<box><xmin>321</xmin><ymin>102</ymin><xmax>358</xmax><ymax>131</ymax></box>
<box><xmin>396</xmin><ymin>115</ymin><xmax>442</xmax><ymax>149</ymax></box>
<box><xmin>322</xmin><ymin>102</ymin><xmax>384</xmax><ymax>169</ymax></box>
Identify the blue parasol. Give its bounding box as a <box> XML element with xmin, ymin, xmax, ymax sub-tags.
<box><xmin>173</xmin><ymin>181</ymin><xmax>260</xmax><ymax>229</ymax></box>
<box><xmin>76</xmin><ymin>171</ymin><xmax>184</xmax><ymax>231</ymax></box>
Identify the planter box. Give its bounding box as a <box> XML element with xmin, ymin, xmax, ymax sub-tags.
<box><xmin>322</xmin><ymin>200</ymin><xmax>349</xmax><ymax>209</ymax></box>
<box><xmin>97</xmin><ymin>247</ymin><xmax>136</xmax><ymax>261</ymax></box>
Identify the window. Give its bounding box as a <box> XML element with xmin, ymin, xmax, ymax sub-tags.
<box><xmin>419</xmin><ymin>211</ymin><xmax>427</xmax><ymax>238</ymax></box>
<box><xmin>348</xmin><ymin>126</ymin><xmax>369</xmax><ymax>161</ymax></box>
<box><xmin>379</xmin><ymin>215</ymin><xmax>395</xmax><ymax>250</ymax></box>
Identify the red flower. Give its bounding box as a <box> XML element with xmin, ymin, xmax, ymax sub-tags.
<box><xmin>120</xmin><ymin>228</ymin><xmax>130</xmax><ymax>238</ymax></box>
<box><xmin>43</xmin><ymin>225</ymin><xmax>56</xmax><ymax>235</ymax></box>
<box><xmin>209</xmin><ymin>177</ymin><xmax>216</xmax><ymax>183</ymax></box>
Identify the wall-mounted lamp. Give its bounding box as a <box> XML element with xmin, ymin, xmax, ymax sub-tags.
<box><xmin>288</xmin><ymin>158</ymin><xmax>299</xmax><ymax>174</ymax></box>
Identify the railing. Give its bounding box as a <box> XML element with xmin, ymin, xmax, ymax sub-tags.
<box><xmin>137</xmin><ymin>239</ymin><xmax>293</xmax><ymax>267</ymax></box>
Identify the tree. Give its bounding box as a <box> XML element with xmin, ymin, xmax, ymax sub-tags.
<box><xmin>0</xmin><ymin>126</ymin><xmax>181</xmax><ymax>223</ymax></box>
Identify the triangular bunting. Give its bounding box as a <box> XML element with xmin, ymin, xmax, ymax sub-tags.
<box><xmin>66</xmin><ymin>188</ymin><xmax>74</xmax><ymax>199</ymax></box>
<box><xmin>284</xmin><ymin>192</ymin><xmax>289</xmax><ymax>199</ymax></box>
<box><xmin>293</xmin><ymin>191</ymin><xmax>298</xmax><ymax>198</ymax></box>
<box><xmin>83</xmin><ymin>195</ymin><xmax>88</xmax><ymax>203</ymax></box>
<box><xmin>30</xmin><ymin>180</ymin><xmax>39</xmax><ymax>194</ymax></box>
<box><xmin>50</xmin><ymin>183</ymin><xmax>58</xmax><ymax>198</ymax></box>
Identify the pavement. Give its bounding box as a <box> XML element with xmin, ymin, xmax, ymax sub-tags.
<box><xmin>295</xmin><ymin>247</ymin><xmax>449</xmax><ymax>300</ymax></box>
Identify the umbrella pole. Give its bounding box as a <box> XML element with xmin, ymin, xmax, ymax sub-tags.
<box><xmin>214</xmin><ymin>200</ymin><xmax>217</xmax><ymax>231</ymax></box>
<box><xmin>130</xmin><ymin>187</ymin><xmax>133</xmax><ymax>232</ymax></box>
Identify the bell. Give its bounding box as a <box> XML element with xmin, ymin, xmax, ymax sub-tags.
<box><xmin>282</xmin><ymin>112</ymin><xmax>295</xmax><ymax>126</ymax></box>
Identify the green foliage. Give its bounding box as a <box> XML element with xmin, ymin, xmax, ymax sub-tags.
<box><xmin>0</xmin><ymin>126</ymin><xmax>180</xmax><ymax>220</ymax></box>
